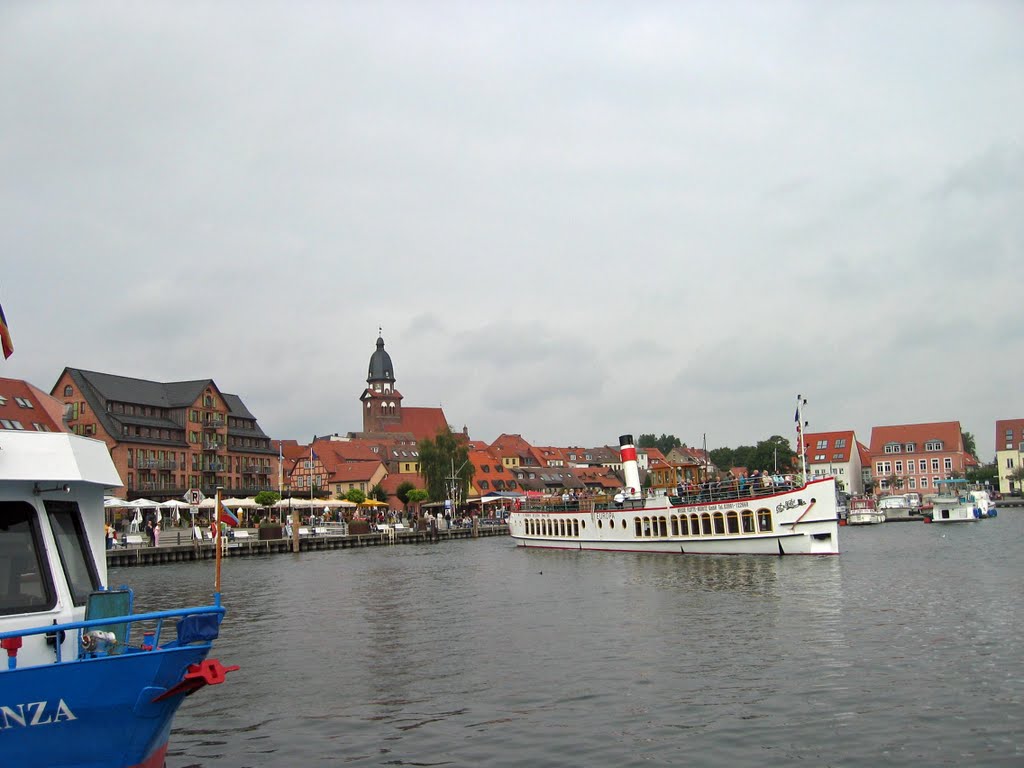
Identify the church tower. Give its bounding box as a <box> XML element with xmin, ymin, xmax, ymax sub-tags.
<box><xmin>360</xmin><ymin>331</ymin><xmax>404</xmax><ymax>433</ymax></box>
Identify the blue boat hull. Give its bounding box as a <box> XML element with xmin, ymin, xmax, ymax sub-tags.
<box><xmin>0</xmin><ymin>644</ymin><xmax>213</xmax><ymax>768</ymax></box>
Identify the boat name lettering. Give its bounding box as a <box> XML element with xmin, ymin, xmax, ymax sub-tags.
<box><xmin>692</xmin><ymin>502</ymin><xmax>739</xmax><ymax>513</ymax></box>
<box><xmin>0</xmin><ymin>699</ymin><xmax>77</xmax><ymax>730</ymax></box>
<box><xmin>775</xmin><ymin>499</ymin><xmax>806</xmax><ymax>514</ymax></box>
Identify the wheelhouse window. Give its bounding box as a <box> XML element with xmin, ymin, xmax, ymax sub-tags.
<box><xmin>44</xmin><ymin>500</ymin><xmax>100</xmax><ymax>607</ymax></box>
<box><xmin>0</xmin><ymin>501</ymin><xmax>56</xmax><ymax>614</ymax></box>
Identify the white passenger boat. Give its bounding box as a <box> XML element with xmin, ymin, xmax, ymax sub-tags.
<box><xmin>508</xmin><ymin>435</ymin><xmax>840</xmax><ymax>555</ymax></box>
<box><xmin>848</xmin><ymin>497</ymin><xmax>886</xmax><ymax>525</ymax></box>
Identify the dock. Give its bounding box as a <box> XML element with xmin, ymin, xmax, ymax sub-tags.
<box><xmin>107</xmin><ymin>523</ymin><xmax>510</xmax><ymax>567</ymax></box>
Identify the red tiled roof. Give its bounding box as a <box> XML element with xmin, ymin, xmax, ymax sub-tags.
<box><xmin>0</xmin><ymin>377</ymin><xmax>69</xmax><ymax>432</ymax></box>
<box><xmin>802</xmin><ymin>430</ymin><xmax>857</xmax><ymax>463</ymax></box>
<box><xmin>381</xmin><ymin>406</ymin><xmax>448</xmax><ymax>442</ymax></box>
<box><xmin>868</xmin><ymin>422</ymin><xmax>963</xmax><ymax>455</ymax></box>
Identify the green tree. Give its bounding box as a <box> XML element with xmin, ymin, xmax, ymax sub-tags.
<box><xmin>369</xmin><ymin>483</ymin><xmax>388</xmax><ymax>502</ymax></box>
<box><xmin>709</xmin><ymin>447</ymin><xmax>735</xmax><ymax>470</ymax></box>
<box><xmin>1009</xmin><ymin>466</ymin><xmax>1024</xmax><ymax>492</ymax></box>
<box><xmin>638</xmin><ymin>433</ymin><xmax>683</xmax><ymax>455</ymax></box>
<box><xmin>253</xmin><ymin>490</ymin><xmax>280</xmax><ymax>523</ymax></box>
<box><xmin>345</xmin><ymin>488</ymin><xmax>367</xmax><ymax>505</ymax></box>
<box><xmin>418</xmin><ymin>428</ymin><xmax>474</xmax><ymax>506</ymax></box>
<box><xmin>962</xmin><ymin>431</ymin><xmax>977</xmax><ymax>459</ymax></box>
<box><xmin>407</xmin><ymin>488</ymin><xmax>429</xmax><ymax>512</ymax></box>
<box><xmin>966</xmin><ymin>461</ymin><xmax>997</xmax><ymax>486</ymax></box>
<box><xmin>395</xmin><ymin>481</ymin><xmax>416</xmax><ymax>511</ymax></box>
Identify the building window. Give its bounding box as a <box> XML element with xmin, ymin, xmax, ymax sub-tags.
<box><xmin>905</xmin><ymin>443</ymin><xmax>916</xmax><ymax>453</ymax></box>
<box><xmin>814</xmin><ymin>454</ymin><xmax>826</xmax><ymax>461</ymax></box>
<box><xmin>919</xmin><ymin>459</ymin><xmax>927</xmax><ymax>472</ymax></box>
<box><xmin>15</xmin><ymin>397</ymin><xmax>34</xmax><ymax>409</ymax></box>
<box><xmin>895</xmin><ymin>461</ymin><xmax>903</xmax><ymax>473</ymax></box>
<box><xmin>944</xmin><ymin>458</ymin><xmax>952</xmax><ymax>471</ymax></box>
<box><xmin>931</xmin><ymin>459</ymin><xmax>940</xmax><ymax>472</ymax></box>
<box><xmin>908</xmin><ymin>477</ymin><xmax>916</xmax><ymax>489</ymax></box>
<box><xmin>884</xmin><ymin>443</ymin><xmax>901</xmax><ymax>454</ymax></box>
<box><xmin>816</xmin><ymin>440</ymin><xmax>827</xmax><ymax>450</ymax></box>
<box><xmin>925</xmin><ymin>441</ymin><xmax>942</xmax><ymax>451</ymax></box>
<box><xmin>921</xmin><ymin>477</ymin><xmax>928</xmax><ymax>488</ymax></box>
<box><xmin>835</xmin><ymin>438</ymin><xmax>847</xmax><ymax>448</ymax></box>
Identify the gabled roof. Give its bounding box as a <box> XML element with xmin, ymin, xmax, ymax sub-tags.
<box><xmin>858</xmin><ymin>441</ymin><xmax>871</xmax><ymax>465</ymax></box>
<box><xmin>329</xmin><ymin>460</ymin><xmax>384</xmax><ymax>483</ymax></box>
<box><xmin>490</xmin><ymin>433</ymin><xmax>535</xmax><ymax>455</ymax></box>
<box><xmin>0</xmin><ymin>377</ymin><xmax>68</xmax><ymax>432</ymax></box>
<box><xmin>802</xmin><ymin>430</ymin><xmax>857</xmax><ymax>464</ymax></box>
<box><xmin>868</xmin><ymin>422</ymin><xmax>964</xmax><ymax>454</ymax></box>
<box><xmin>380</xmin><ymin>406</ymin><xmax>448</xmax><ymax>442</ymax></box>
<box><xmin>312</xmin><ymin>438</ymin><xmax>381</xmax><ymax>463</ymax></box>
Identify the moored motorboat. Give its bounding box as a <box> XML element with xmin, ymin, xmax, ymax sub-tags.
<box><xmin>928</xmin><ymin>479</ymin><xmax>996</xmax><ymax>523</ymax></box>
<box><xmin>848</xmin><ymin>496</ymin><xmax>886</xmax><ymax>525</ymax></box>
<box><xmin>0</xmin><ymin>430</ymin><xmax>237</xmax><ymax>767</ymax></box>
<box><xmin>507</xmin><ymin>435</ymin><xmax>840</xmax><ymax>555</ymax></box>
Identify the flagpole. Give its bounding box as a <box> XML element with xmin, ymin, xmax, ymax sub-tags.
<box><xmin>214</xmin><ymin>487</ymin><xmax>223</xmax><ymax>593</ymax></box>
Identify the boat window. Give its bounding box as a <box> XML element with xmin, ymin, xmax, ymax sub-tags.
<box><xmin>726</xmin><ymin>511</ymin><xmax>740</xmax><ymax>534</ymax></box>
<box><xmin>713</xmin><ymin>512</ymin><xmax>725</xmax><ymax>535</ymax></box>
<box><xmin>741</xmin><ymin>510</ymin><xmax>755</xmax><ymax>533</ymax></box>
<box><xmin>690</xmin><ymin>514</ymin><xmax>700</xmax><ymax>535</ymax></box>
<box><xmin>700</xmin><ymin>513</ymin><xmax>712</xmax><ymax>535</ymax></box>
<box><xmin>670</xmin><ymin>515</ymin><xmax>679</xmax><ymax>536</ymax></box>
<box><xmin>658</xmin><ymin>516</ymin><xmax>668</xmax><ymax>537</ymax></box>
<box><xmin>0</xmin><ymin>501</ymin><xmax>57</xmax><ymax>615</ymax></box>
<box><xmin>45</xmin><ymin>500</ymin><xmax>100</xmax><ymax>606</ymax></box>
<box><xmin>634</xmin><ymin>518</ymin><xmax>642</xmax><ymax>537</ymax></box>
<box><xmin>757</xmin><ymin>509</ymin><xmax>773</xmax><ymax>532</ymax></box>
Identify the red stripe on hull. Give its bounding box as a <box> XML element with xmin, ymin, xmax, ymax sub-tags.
<box><xmin>129</xmin><ymin>741</ymin><xmax>168</xmax><ymax>768</ymax></box>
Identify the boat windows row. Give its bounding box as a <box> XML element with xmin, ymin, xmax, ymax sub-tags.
<box><xmin>522</xmin><ymin>509</ymin><xmax>774</xmax><ymax>538</ymax></box>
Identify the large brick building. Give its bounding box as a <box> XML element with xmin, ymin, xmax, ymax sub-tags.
<box><xmin>51</xmin><ymin>368</ymin><xmax>278</xmax><ymax>500</ymax></box>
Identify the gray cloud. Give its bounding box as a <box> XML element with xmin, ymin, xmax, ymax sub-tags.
<box><xmin>2</xmin><ymin>1</ymin><xmax>1021</xmax><ymax>459</ymax></box>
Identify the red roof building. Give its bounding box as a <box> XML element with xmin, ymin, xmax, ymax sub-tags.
<box><xmin>867</xmin><ymin>421</ymin><xmax>970</xmax><ymax>497</ymax></box>
<box><xmin>995</xmin><ymin>418</ymin><xmax>1024</xmax><ymax>495</ymax></box>
<box><xmin>801</xmin><ymin>429</ymin><xmax>865</xmax><ymax>495</ymax></box>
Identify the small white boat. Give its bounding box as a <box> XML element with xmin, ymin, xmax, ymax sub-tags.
<box><xmin>877</xmin><ymin>494</ymin><xmax>919</xmax><ymax>521</ymax></box>
<box><xmin>928</xmin><ymin>479</ymin><xmax>993</xmax><ymax>523</ymax></box>
<box><xmin>847</xmin><ymin>497</ymin><xmax>885</xmax><ymax>525</ymax></box>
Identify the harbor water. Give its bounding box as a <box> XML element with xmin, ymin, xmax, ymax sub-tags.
<box><xmin>115</xmin><ymin>513</ymin><xmax>1023</xmax><ymax>767</ymax></box>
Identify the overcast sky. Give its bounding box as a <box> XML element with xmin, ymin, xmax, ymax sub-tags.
<box><xmin>2</xmin><ymin>2</ymin><xmax>1021</xmax><ymax>460</ymax></box>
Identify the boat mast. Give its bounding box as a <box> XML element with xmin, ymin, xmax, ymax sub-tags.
<box><xmin>795</xmin><ymin>394</ymin><xmax>808</xmax><ymax>484</ymax></box>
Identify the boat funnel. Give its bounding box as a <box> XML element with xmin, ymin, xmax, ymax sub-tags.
<box><xmin>618</xmin><ymin>435</ymin><xmax>642</xmax><ymax>498</ymax></box>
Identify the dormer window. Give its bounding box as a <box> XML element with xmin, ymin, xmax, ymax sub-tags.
<box><xmin>925</xmin><ymin>440</ymin><xmax>943</xmax><ymax>451</ymax></box>
<box><xmin>905</xmin><ymin>443</ymin><xmax>916</xmax><ymax>453</ymax></box>
<box><xmin>884</xmin><ymin>443</ymin><xmax>901</xmax><ymax>454</ymax></box>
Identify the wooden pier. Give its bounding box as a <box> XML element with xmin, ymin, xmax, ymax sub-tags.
<box><xmin>107</xmin><ymin>524</ymin><xmax>510</xmax><ymax>568</ymax></box>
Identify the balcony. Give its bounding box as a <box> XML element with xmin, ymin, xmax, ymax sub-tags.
<box><xmin>201</xmin><ymin>462</ymin><xmax>226</xmax><ymax>473</ymax></box>
<box><xmin>242</xmin><ymin>465</ymin><xmax>271</xmax><ymax>475</ymax></box>
<box><xmin>203</xmin><ymin>441</ymin><xmax>222</xmax><ymax>451</ymax></box>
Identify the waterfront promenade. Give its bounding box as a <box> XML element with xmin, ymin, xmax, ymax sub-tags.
<box><xmin>107</xmin><ymin>522</ymin><xmax>510</xmax><ymax>567</ymax></box>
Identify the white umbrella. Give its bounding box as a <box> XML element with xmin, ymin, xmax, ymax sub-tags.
<box><xmin>159</xmin><ymin>499</ymin><xmax>191</xmax><ymax>509</ymax></box>
<box><xmin>129</xmin><ymin>498</ymin><xmax>160</xmax><ymax>508</ymax></box>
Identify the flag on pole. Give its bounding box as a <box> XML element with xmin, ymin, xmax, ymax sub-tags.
<box><xmin>218</xmin><ymin>500</ymin><xmax>240</xmax><ymax>527</ymax></box>
<box><xmin>0</xmin><ymin>301</ymin><xmax>13</xmax><ymax>360</ymax></box>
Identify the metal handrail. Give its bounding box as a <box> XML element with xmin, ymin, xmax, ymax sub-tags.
<box><xmin>0</xmin><ymin>604</ymin><xmax>225</xmax><ymax>666</ymax></box>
